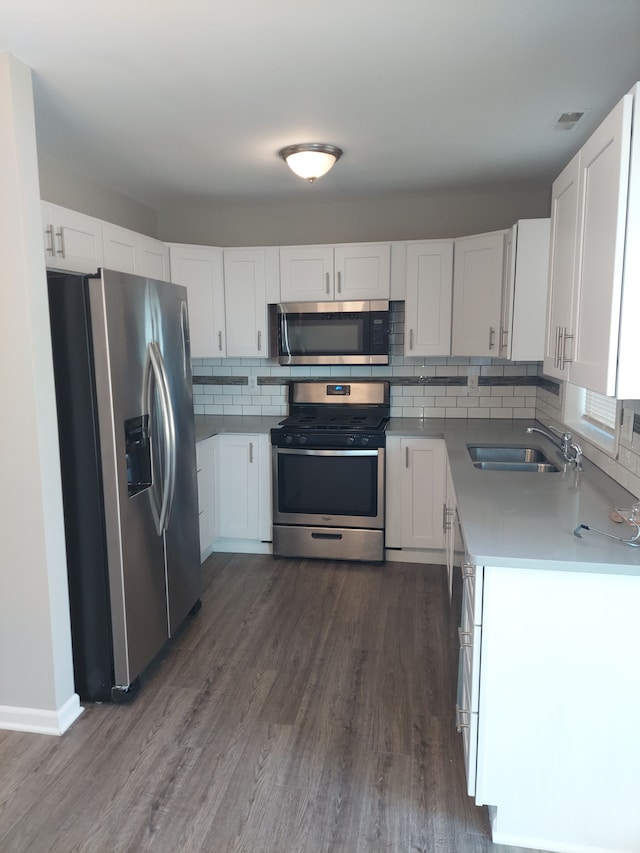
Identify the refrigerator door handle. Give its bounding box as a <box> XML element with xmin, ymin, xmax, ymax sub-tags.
<box><xmin>180</xmin><ymin>300</ymin><xmax>190</xmax><ymax>379</ymax></box>
<box><xmin>145</xmin><ymin>342</ymin><xmax>177</xmax><ymax>534</ymax></box>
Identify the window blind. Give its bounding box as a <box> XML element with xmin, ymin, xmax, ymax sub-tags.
<box><xmin>583</xmin><ymin>390</ymin><xmax>617</xmax><ymax>433</ymax></box>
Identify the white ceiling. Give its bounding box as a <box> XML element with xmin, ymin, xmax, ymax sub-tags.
<box><xmin>1</xmin><ymin>0</ymin><xmax>640</xmax><ymax>210</ymax></box>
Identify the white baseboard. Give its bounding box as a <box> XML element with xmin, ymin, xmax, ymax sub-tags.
<box><xmin>0</xmin><ymin>693</ymin><xmax>84</xmax><ymax>736</ymax></box>
<box><xmin>385</xmin><ymin>548</ymin><xmax>446</xmax><ymax>565</ymax></box>
<box><xmin>212</xmin><ymin>538</ymin><xmax>272</xmax><ymax>555</ymax></box>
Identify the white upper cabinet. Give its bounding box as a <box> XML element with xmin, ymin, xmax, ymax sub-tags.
<box><xmin>103</xmin><ymin>223</ymin><xmax>170</xmax><ymax>280</ymax></box>
<box><xmin>544</xmin><ymin>89</ymin><xmax>638</xmax><ymax>396</ymax></box>
<box><xmin>279</xmin><ymin>243</ymin><xmax>390</xmax><ymax>302</ymax></box>
<box><xmin>451</xmin><ymin>231</ymin><xmax>507</xmax><ymax>357</ymax></box>
<box><xmin>571</xmin><ymin>94</ymin><xmax>633</xmax><ymax>394</ymax></box>
<box><xmin>404</xmin><ymin>240</ymin><xmax>454</xmax><ymax>357</ymax></box>
<box><xmin>500</xmin><ymin>219</ymin><xmax>550</xmax><ymax>362</ymax></box>
<box><xmin>543</xmin><ymin>155</ymin><xmax>580</xmax><ymax>379</ymax></box>
<box><xmin>223</xmin><ymin>247</ymin><xmax>278</xmax><ymax>357</ymax></box>
<box><xmin>169</xmin><ymin>244</ymin><xmax>226</xmax><ymax>358</ymax></box>
<box><xmin>137</xmin><ymin>235</ymin><xmax>170</xmax><ymax>280</ymax></box>
<box><xmin>42</xmin><ymin>202</ymin><xmax>103</xmax><ymax>274</ymax></box>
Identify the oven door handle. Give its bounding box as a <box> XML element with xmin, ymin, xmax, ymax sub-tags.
<box><xmin>275</xmin><ymin>448</ymin><xmax>379</xmax><ymax>457</ymax></box>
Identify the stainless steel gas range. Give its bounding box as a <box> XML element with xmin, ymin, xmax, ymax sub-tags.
<box><xmin>270</xmin><ymin>380</ymin><xmax>390</xmax><ymax>562</ymax></box>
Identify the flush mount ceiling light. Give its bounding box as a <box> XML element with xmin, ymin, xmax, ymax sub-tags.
<box><xmin>278</xmin><ymin>143</ymin><xmax>343</xmax><ymax>182</ymax></box>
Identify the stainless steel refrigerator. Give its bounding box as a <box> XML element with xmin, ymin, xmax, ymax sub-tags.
<box><xmin>48</xmin><ymin>268</ymin><xmax>201</xmax><ymax>702</ymax></box>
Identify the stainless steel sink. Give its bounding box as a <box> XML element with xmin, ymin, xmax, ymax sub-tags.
<box><xmin>467</xmin><ymin>445</ymin><xmax>561</xmax><ymax>472</ymax></box>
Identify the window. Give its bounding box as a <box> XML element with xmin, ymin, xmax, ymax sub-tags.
<box><xmin>563</xmin><ymin>382</ymin><xmax>620</xmax><ymax>457</ymax></box>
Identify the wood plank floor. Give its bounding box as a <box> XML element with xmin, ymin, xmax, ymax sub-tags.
<box><xmin>0</xmin><ymin>555</ymin><xmax>546</xmax><ymax>852</ymax></box>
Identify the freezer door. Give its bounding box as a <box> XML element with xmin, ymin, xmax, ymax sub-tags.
<box><xmin>88</xmin><ymin>270</ymin><xmax>172</xmax><ymax>688</ymax></box>
<box><xmin>152</xmin><ymin>280</ymin><xmax>201</xmax><ymax>634</ymax></box>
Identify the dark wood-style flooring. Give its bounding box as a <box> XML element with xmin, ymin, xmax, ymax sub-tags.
<box><xmin>0</xmin><ymin>555</ymin><xmax>545</xmax><ymax>852</ymax></box>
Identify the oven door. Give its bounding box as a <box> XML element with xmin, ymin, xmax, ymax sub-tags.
<box><xmin>272</xmin><ymin>446</ymin><xmax>385</xmax><ymax>529</ymax></box>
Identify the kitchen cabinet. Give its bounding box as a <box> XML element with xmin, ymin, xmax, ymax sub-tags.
<box><xmin>223</xmin><ymin>247</ymin><xmax>278</xmax><ymax>357</ymax></box>
<box><xmin>41</xmin><ymin>201</ymin><xmax>103</xmax><ymax>274</ymax></box>
<box><xmin>455</xmin><ymin>558</ymin><xmax>482</xmax><ymax>797</ymax></box>
<box><xmin>169</xmin><ymin>244</ymin><xmax>226</xmax><ymax>358</ymax></box>
<box><xmin>195</xmin><ymin>435</ymin><xmax>217</xmax><ymax>561</ymax></box>
<box><xmin>451</xmin><ymin>230</ymin><xmax>507</xmax><ymax>357</ymax></box>
<box><xmin>499</xmin><ymin>218</ymin><xmax>550</xmax><ymax>361</ymax></box>
<box><xmin>138</xmin><ymin>235</ymin><xmax>171</xmax><ymax>280</ymax></box>
<box><xmin>444</xmin><ymin>458</ymin><xmax>457</xmax><ymax>601</ymax></box>
<box><xmin>101</xmin><ymin>223</ymin><xmax>171</xmax><ymax>279</ymax></box>
<box><xmin>404</xmin><ymin>240</ymin><xmax>454</xmax><ymax>357</ymax></box>
<box><xmin>385</xmin><ymin>436</ymin><xmax>446</xmax><ymax>552</ymax></box>
<box><xmin>216</xmin><ymin>433</ymin><xmax>271</xmax><ymax>545</ymax></box>
<box><xmin>279</xmin><ymin>242</ymin><xmax>390</xmax><ymax>302</ymax></box>
<box><xmin>544</xmin><ymin>88</ymin><xmax>640</xmax><ymax>396</ymax></box>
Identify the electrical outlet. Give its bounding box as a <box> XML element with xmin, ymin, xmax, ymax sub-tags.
<box><xmin>248</xmin><ymin>375</ymin><xmax>258</xmax><ymax>392</ymax></box>
<box><xmin>467</xmin><ymin>375</ymin><xmax>479</xmax><ymax>394</ymax></box>
<box><xmin>621</xmin><ymin>407</ymin><xmax>634</xmax><ymax>444</ymax></box>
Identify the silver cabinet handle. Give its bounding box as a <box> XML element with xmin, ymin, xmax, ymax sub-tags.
<box><xmin>249</xmin><ymin>442</ymin><xmax>254</xmax><ymax>464</ymax></box>
<box><xmin>218</xmin><ymin>331</ymin><xmax>223</xmax><ymax>351</ymax></box>
<box><xmin>55</xmin><ymin>228</ymin><xmax>65</xmax><ymax>258</ymax></box>
<box><xmin>554</xmin><ymin>325</ymin><xmax>561</xmax><ymax>368</ymax></box>
<box><xmin>442</xmin><ymin>502</ymin><xmax>447</xmax><ymax>531</ymax></box>
<box><xmin>257</xmin><ymin>330</ymin><xmax>262</xmax><ymax>351</ymax></box>
<box><xmin>409</xmin><ymin>329</ymin><xmax>414</xmax><ymax>351</ymax></box>
<box><xmin>559</xmin><ymin>327</ymin><xmax>573</xmax><ymax>370</ymax></box>
<box><xmin>325</xmin><ymin>272</ymin><xmax>330</xmax><ymax>295</ymax></box>
<box><xmin>488</xmin><ymin>327</ymin><xmax>496</xmax><ymax>350</ymax></box>
<box><xmin>337</xmin><ymin>270</ymin><xmax>342</xmax><ymax>293</ymax></box>
<box><xmin>456</xmin><ymin>704</ymin><xmax>470</xmax><ymax>732</ymax></box>
<box><xmin>500</xmin><ymin>327</ymin><xmax>509</xmax><ymax>353</ymax></box>
<box><xmin>405</xmin><ymin>447</ymin><xmax>409</xmax><ymax>468</ymax></box>
<box><xmin>45</xmin><ymin>225</ymin><xmax>56</xmax><ymax>257</ymax></box>
<box><xmin>458</xmin><ymin>627</ymin><xmax>472</xmax><ymax>649</ymax></box>
<box><xmin>462</xmin><ymin>562</ymin><xmax>475</xmax><ymax>579</ymax></box>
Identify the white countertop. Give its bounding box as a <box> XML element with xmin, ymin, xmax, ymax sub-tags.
<box><xmin>196</xmin><ymin>414</ymin><xmax>640</xmax><ymax>575</ymax></box>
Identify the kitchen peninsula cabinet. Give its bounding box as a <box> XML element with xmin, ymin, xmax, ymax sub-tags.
<box><xmin>451</xmin><ymin>230</ymin><xmax>507</xmax><ymax>357</ymax></box>
<box><xmin>41</xmin><ymin>201</ymin><xmax>103</xmax><ymax>274</ymax></box>
<box><xmin>404</xmin><ymin>240</ymin><xmax>454</xmax><ymax>356</ymax></box>
<box><xmin>386</xmin><ymin>436</ymin><xmax>446</xmax><ymax>554</ymax></box>
<box><xmin>279</xmin><ymin>242</ymin><xmax>390</xmax><ymax>302</ymax></box>
<box><xmin>169</xmin><ymin>244</ymin><xmax>226</xmax><ymax>358</ymax></box>
<box><xmin>544</xmin><ymin>85</ymin><xmax>640</xmax><ymax>397</ymax></box>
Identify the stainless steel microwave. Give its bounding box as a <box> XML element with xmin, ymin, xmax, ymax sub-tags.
<box><xmin>276</xmin><ymin>300</ymin><xmax>390</xmax><ymax>365</ymax></box>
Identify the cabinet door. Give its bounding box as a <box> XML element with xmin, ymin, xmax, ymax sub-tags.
<box><xmin>444</xmin><ymin>459</ymin><xmax>456</xmax><ymax>601</ymax></box>
<box><xmin>543</xmin><ymin>155</ymin><xmax>580</xmax><ymax>379</ymax></box>
<box><xmin>404</xmin><ymin>240</ymin><xmax>453</xmax><ymax>356</ymax></box>
<box><xmin>279</xmin><ymin>245</ymin><xmax>334</xmax><ymax>302</ymax></box>
<box><xmin>42</xmin><ymin>202</ymin><xmax>103</xmax><ymax>274</ymax></box>
<box><xmin>169</xmin><ymin>244</ymin><xmax>226</xmax><ymax>358</ymax></box>
<box><xmin>138</xmin><ymin>235</ymin><xmax>170</xmax><ymax>280</ymax></box>
<box><xmin>334</xmin><ymin>243</ymin><xmax>391</xmax><ymax>301</ymax></box>
<box><xmin>570</xmin><ymin>94</ymin><xmax>633</xmax><ymax>395</ymax></box>
<box><xmin>508</xmin><ymin>219</ymin><xmax>550</xmax><ymax>362</ymax></box>
<box><xmin>223</xmin><ymin>248</ymin><xmax>267</xmax><ymax>357</ymax></box>
<box><xmin>216</xmin><ymin>434</ymin><xmax>260</xmax><ymax>540</ymax></box>
<box><xmin>196</xmin><ymin>436</ymin><xmax>217</xmax><ymax>561</ymax></box>
<box><xmin>102</xmin><ymin>222</ymin><xmax>137</xmax><ymax>273</ymax></box>
<box><xmin>452</xmin><ymin>231</ymin><xmax>506</xmax><ymax>356</ymax></box>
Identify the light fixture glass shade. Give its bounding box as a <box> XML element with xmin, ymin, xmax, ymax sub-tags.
<box><xmin>279</xmin><ymin>143</ymin><xmax>343</xmax><ymax>182</ymax></box>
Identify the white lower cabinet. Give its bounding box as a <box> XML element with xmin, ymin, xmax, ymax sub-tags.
<box><xmin>215</xmin><ymin>433</ymin><xmax>271</xmax><ymax>548</ymax></box>
<box><xmin>457</xmin><ymin>561</ymin><xmax>640</xmax><ymax>852</ymax></box>
<box><xmin>386</xmin><ymin>437</ymin><xmax>446</xmax><ymax>555</ymax></box>
<box><xmin>444</xmin><ymin>458</ymin><xmax>457</xmax><ymax>600</ymax></box>
<box><xmin>195</xmin><ymin>436</ymin><xmax>217</xmax><ymax>561</ymax></box>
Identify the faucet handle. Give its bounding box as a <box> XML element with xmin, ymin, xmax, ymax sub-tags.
<box><xmin>547</xmin><ymin>423</ymin><xmax>572</xmax><ymax>442</ymax></box>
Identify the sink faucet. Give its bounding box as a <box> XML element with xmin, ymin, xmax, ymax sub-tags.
<box><xmin>526</xmin><ymin>425</ymin><xmax>583</xmax><ymax>471</ymax></box>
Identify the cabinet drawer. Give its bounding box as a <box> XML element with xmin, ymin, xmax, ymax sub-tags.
<box><xmin>457</xmin><ymin>674</ymin><xmax>479</xmax><ymax>798</ymax></box>
<box><xmin>460</xmin><ymin>620</ymin><xmax>481</xmax><ymax>713</ymax></box>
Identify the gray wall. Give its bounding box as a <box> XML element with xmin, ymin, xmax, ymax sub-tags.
<box><xmin>37</xmin><ymin>152</ymin><xmax>159</xmax><ymax>237</ymax></box>
<box><xmin>156</xmin><ymin>186</ymin><xmax>550</xmax><ymax>246</ymax></box>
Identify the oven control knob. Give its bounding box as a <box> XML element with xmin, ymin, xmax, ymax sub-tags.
<box><xmin>346</xmin><ymin>435</ymin><xmax>356</xmax><ymax>446</ymax></box>
<box><xmin>360</xmin><ymin>435</ymin><xmax>370</xmax><ymax>446</ymax></box>
<box><xmin>298</xmin><ymin>434</ymin><xmax>307</xmax><ymax>445</ymax></box>
<box><xmin>285</xmin><ymin>434</ymin><xmax>294</xmax><ymax>445</ymax></box>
